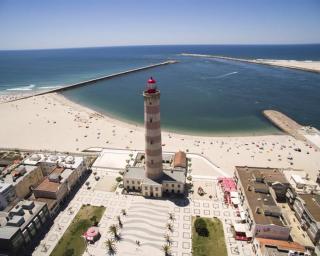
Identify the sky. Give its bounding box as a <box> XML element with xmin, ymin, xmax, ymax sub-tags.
<box><xmin>0</xmin><ymin>0</ymin><xmax>319</xmax><ymax>50</ymax></box>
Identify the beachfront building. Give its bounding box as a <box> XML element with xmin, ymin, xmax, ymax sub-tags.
<box><xmin>23</xmin><ymin>153</ymin><xmax>87</xmax><ymax>178</ymax></box>
<box><xmin>1</xmin><ymin>165</ymin><xmax>43</xmax><ymax>199</ymax></box>
<box><xmin>253</xmin><ymin>238</ymin><xmax>306</xmax><ymax>256</ymax></box>
<box><xmin>281</xmin><ymin>169</ymin><xmax>320</xmax><ymax>253</ymax></box>
<box><xmin>0</xmin><ymin>200</ymin><xmax>50</xmax><ymax>256</ymax></box>
<box><xmin>123</xmin><ymin>78</ymin><xmax>186</xmax><ymax>197</ymax></box>
<box><xmin>292</xmin><ymin>194</ymin><xmax>320</xmax><ymax>252</ymax></box>
<box><xmin>234</xmin><ymin>166</ymin><xmax>291</xmax><ymax>241</ymax></box>
<box><xmin>0</xmin><ymin>184</ymin><xmax>16</xmax><ymax>210</ymax></box>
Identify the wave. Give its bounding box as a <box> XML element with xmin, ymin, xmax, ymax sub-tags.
<box><xmin>201</xmin><ymin>72</ymin><xmax>238</xmax><ymax>80</ymax></box>
<box><xmin>214</xmin><ymin>71</ymin><xmax>238</xmax><ymax>79</ymax></box>
<box><xmin>38</xmin><ymin>86</ymin><xmax>61</xmax><ymax>90</ymax></box>
<box><xmin>6</xmin><ymin>84</ymin><xmax>35</xmax><ymax>91</ymax></box>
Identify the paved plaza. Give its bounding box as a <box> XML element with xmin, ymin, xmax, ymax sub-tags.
<box><xmin>33</xmin><ymin>168</ymin><xmax>253</xmax><ymax>256</ymax></box>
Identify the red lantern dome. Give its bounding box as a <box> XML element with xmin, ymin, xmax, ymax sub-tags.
<box><xmin>146</xmin><ymin>77</ymin><xmax>157</xmax><ymax>93</ymax></box>
<box><xmin>148</xmin><ymin>77</ymin><xmax>156</xmax><ymax>84</ymax></box>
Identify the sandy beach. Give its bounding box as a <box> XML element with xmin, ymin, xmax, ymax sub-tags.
<box><xmin>0</xmin><ymin>93</ymin><xmax>319</xmax><ymax>180</ymax></box>
<box><xmin>182</xmin><ymin>53</ymin><xmax>320</xmax><ymax>73</ymax></box>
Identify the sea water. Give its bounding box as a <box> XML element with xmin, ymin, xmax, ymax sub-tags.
<box><xmin>1</xmin><ymin>45</ymin><xmax>320</xmax><ymax>135</ymax></box>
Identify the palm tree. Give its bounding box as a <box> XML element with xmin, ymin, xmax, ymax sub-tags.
<box><xmin>164</xmin><ymin>234</ymin><xmax>172</xmax><ymax>245</ymax></box>
<box><xmin>121</xmin><ymin>209</ymin><xmax>127</xmax><ymax>216</ymax></box>
<box><xmin>166</xmin><ymin>223</ymin><xmax>173</xmax><ymax>232</ymax></box>
<box><xmin>108</xmin><ymin>224</ymin><xmax>119</xmax><ymax>240</ymax></box>
<box><xmin>162</xmin><ymin>244</ymin><xmax>171</xmax><ymax>256</ymax></box>
<box><xmin>117</xmin><ymin>215</ymin><xmax>122</xmax><ymax>228</ymax></box>
<box><xmin>105</xmin><ymin>239</ymin><xmax>116</xmax><ymax>254</ymax></box>
<box><xmin>168</xmin><ymin>213</ymin><xmax>175</xmax><ymax>222</ymax></box>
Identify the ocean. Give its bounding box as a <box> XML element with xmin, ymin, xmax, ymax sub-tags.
<box><xmin>1</xmin><ymin>45</ymin><xmax>320</xmax><ymax>135</ymax></box>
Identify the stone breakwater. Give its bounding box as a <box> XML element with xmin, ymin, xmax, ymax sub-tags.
<box><xmin>0</xmin><ymin>60</ymin><xmax>178</xmax><ymax>104</ymax></box>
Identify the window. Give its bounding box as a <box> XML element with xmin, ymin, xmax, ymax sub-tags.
<box><xmin>177</xmin><ymin>190</ymin><xmax>180</xmax><ymax>193</ymax></box>
<box><xmin>137</xmin><ymin>181</ymin><xmax>140</xmax><ymax>185</ymax></box>
<box><xmin>132</xmin><ymin>180</ymin><xmax>135</xmax><ymax>184</ymax></box>
<box><xmin>22</xmin><ymin>230</ymin><xmax>30</xmax><ymax>241</ymax></box>
<box><xmin>127</xmin><ymin>180</ymin><xmax>129</xmax><ymax>184</ymax></box>
<box><xmin>149</xmin><ymin>101</ymin><xmax>152</xmax><ymax>105</ymax></box>
<box><xmin>150</xmin><ymin>118</ymin><xmax>153</xmax><ymax>123</ymax></box>
<box><xmin>145</xmin><ymin>186</ymin><xmax>148</xmax><ymax>190</ymax></box>
<box><xmin>166</xmin><ymin>184</ymin><xmax>169</xmax><ymax>187</ymax></box>
<box><xmin>150</xmin><ymin>140</ymin><xmax>153</xmax><ymax>145</ymax></box>
<box><xmin>178</xmin><ymin>184</ymin><xmax>180</xmax><ymax>188</ymax></box>
<box><xmin>171</xmin><ymin>184</ymin><xmax>174</xmax><ymax>187</ymax></box>
<box><xmin>155</xmin><ymin>187</ymin><xmax>158</xmax><ymax>191</ymax></box>
<box><xmin>151</xmin><ymin>160</ymin><xmax>154</xmax><ymax>164</ymax></box>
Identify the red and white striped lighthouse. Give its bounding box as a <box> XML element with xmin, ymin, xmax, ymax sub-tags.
<box><xmin>143</xmin><ymin>77</ymin><xmax>163</xmax><ymax>180</ymax></box>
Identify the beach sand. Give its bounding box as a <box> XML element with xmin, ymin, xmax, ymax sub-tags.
<box><xmin>0</xmin><ymin>93</ymin><xmax>319</xmax><ymax>180</ymax></box>
<box><xmin>182</xmin><ymin>54</ymin><xmax>320</xmax><ymax>73</ymax></box>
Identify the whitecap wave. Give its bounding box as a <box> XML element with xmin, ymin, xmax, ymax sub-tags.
<box><xmin>201</xmin><ymin>71</ymin><xmax>239</xmax><ymax>80</ymax></box>
<box><xmin>214</xmin><ymin>71</ymin><xmax>238</xmax><ymax>78</ymax></box>
<box><xmin>6</xmin><ymin>84</ymin><xmax>35</xmax><ymax>91</ymax></box>
<box><xmin>38</xmin><ymin>86</ymin><xmax>61</xmax><ymax>90</ymax></box>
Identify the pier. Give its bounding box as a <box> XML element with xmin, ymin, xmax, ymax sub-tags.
<box><xmin>263</xmin><ymin>110</ymin><xmax>305</xmax><ymax>140</ymax></box>
<box><xmin>2</xmin><ymin>60</ymin><xmax>178</xmax><ymax>103</ymax></box>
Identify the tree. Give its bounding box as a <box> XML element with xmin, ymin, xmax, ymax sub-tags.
<box><xmin>164</xmin><ymin>234</ymin><xmax>172</xmax><ymax>245</ymax></box>
<box><xmin>166</xmin><ymin>223</ymin><xmax>173</xmax><ymax>232</ymax></box>
<box><xmin>108</xmin><ymin>224</ymin><xmax>120</xmax><ymax>240</ymax></box>
<box><xmin>194</xmin><ymin>218</ymin><xmax>209</xmax><ymax>237</ymax></box>
<box><xmin>105</xmin><ymin>239</ymin><xmax>116</xmax><ymax>254</ymax></box>
<box><xmin>116</xmin><ymin>176</ymin><xmax>122</xmax><ymax>182</ymax></box>
<box><xmin>162</xmin><ymin>244</ymin><xmax>171</xmax><ymax>256</ymax></box>
<box><xmin>168</xmin><ymin>213</ymin><xmax>175</xmax><ymax>222</ymax></box>
<box><xmin>117</xmin><ymin>216</ymin><xmax>122</xmax><ymax>228</ymax></box>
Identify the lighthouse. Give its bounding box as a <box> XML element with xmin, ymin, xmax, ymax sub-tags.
<box><xmin>122</xmin><ymin>77</ymin><xmax>186</xmax><ymax>198</ymax></box>
<box><xmin>143</xmin><ymin>77</ymin><xmax>163</xmax><ymax>180</ymax></box>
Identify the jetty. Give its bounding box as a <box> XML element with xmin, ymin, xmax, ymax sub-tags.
<box><xmin>263</xmin><ymin>110</ymin><xmax>305</xmax><ymax>140</ymax></box>
<box><xmin>181</xmin><ymin>53</ymin><xmax>320</xmax><ymax>74</ymax></box>
<box><xmin>2</xmin><ymin>60</ymin><xmax>178</xmax><ymax>103</ymax></box>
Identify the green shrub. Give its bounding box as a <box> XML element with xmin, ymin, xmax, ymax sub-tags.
<box><xmin>116</xmin><ymin>176</ymin><xmax>122</xmax><ymax>182</ymax></box>
<box><xmin>194</xmin><ymin>218</ymin><xmax>209</xmax><ymax>237</ymax></box>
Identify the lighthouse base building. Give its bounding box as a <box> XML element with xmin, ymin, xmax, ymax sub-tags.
<box><xmin>123</xmin><ymin>151</ymin><xmax>187</xmax><ymax>198</ymax></box>
<box><xmin>123</xmin><ymin>77</ymin><xmax>187</xmax><ymax>198</ymax></box>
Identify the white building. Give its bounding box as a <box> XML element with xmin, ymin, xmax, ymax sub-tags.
<box><xmin>24</xmin><ymin>153</ymin><xmax>86</xmax><ymax>178</ymax></box>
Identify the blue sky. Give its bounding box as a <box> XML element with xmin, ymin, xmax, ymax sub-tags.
<box><xmin>0</xmin><ymin>0</ymin><xmax>319</xmax><ymax>50</ymax></box>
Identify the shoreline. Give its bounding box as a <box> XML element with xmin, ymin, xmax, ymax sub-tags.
<box><xmin>0</xmin><ymin>92</ymin><xmax>319</xmax><ymax>179</ymax></box>
<box><xmin>59</xmin><ymin>93</ymin><xmax>282</xmax><ymax>138</ymax></box>
<box><xmin>181</xmin><ymin>53</ymin><xmax>320</xmax><ymax>73</ymax></box>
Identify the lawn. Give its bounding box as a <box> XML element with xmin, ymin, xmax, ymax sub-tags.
<box><xmin>50</xmin><ymin>205</ymin><xmax>106</xmax><ymax>256</ymax></box>
<box><xmin>192</xmin><ymin>217</ymin><xmax>228</xmax><ymax>256</ymax></box>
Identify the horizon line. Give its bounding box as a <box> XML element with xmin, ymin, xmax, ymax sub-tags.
<box><xmin>1</xmin><ymin>42</ymin><xmax>320</xmax><ymax>52</ymax></box>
